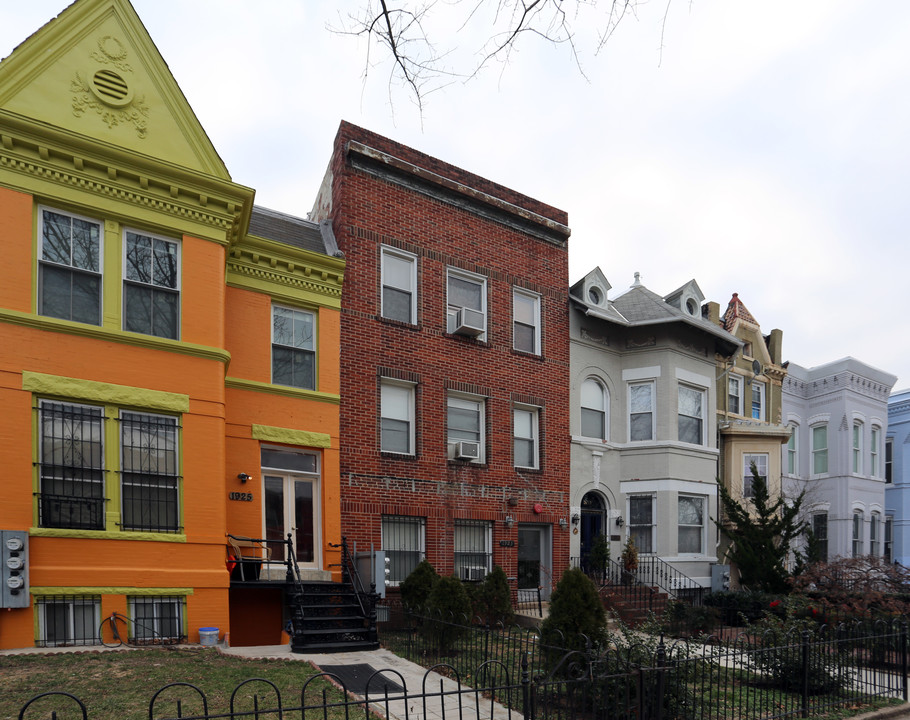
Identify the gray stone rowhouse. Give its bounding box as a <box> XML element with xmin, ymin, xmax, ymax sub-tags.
<box><xmin>886</xmin><ymin>388</ymin><xmax>910</xmax><ymax>565</ymax></box>
<box><xmin>781</xmin><ymin>358</ymin><xmax>897</xmax><ymax>562</ymax></box>
<box><xmin>569</xmin><ymin>270</ymin><xmax>740</xmax><ymax>588</ymax></box>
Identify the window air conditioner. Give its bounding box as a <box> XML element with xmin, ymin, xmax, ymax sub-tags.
<box><xmin>453</xmin><ymin>308</ymin><xmax>484</xmax><ymax>337</ymax></box>
<box><xmin>455</xmin><ymin>441</ymin><xmax>481</xmax><ymax>460</ymax></box>
<box><xmin>461</xmin><ymin>565</ymin><xmax>487</xmax><ymax>582</ymax></box>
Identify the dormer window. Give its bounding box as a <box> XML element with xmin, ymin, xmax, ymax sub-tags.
<box><xmin>588</xmin><ymin>286</ymin><xmax>603</xmax><ymax>306</ymax></box>
<box><xmin>685</xmin><ymin>298</ymin><xmax>699</xmax><ymax>316</ymax></box>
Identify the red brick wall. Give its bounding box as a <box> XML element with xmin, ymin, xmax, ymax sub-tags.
<box><xmin>329</xmin><ymin>122</ymin><xmax>571</xmax><ymax>591</ymax></box>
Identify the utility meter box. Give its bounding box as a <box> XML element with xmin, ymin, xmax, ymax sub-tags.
<box><xmin>1</xmin><ymin>530</ymin><xmax>29</xmax><ymax>609</ymax></box>
<box><xmin>710</xmin><ymin>563</ymin><xmax>730</xmax><ymax>593</ymax></box>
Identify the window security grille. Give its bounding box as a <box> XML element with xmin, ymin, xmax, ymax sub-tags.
<box><xmin>36</xmin><ymin>595</ymin><xmax>100</xmax><ymax>647</ymax></box>
<box><xmin>120</xmin><ymin>412</ymin><xmax>180</xmax><ymax>532</ymax></box>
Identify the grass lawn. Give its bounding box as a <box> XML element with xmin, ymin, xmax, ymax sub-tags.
<box><xmin>1</xmin><ymin>647</ymin><xmax>353</xmax><ymax>720</ymax></box>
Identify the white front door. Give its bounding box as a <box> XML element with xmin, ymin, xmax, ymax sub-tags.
<box><xmin>261</xmin><ymin>447</ymin><xmax>320</xmax><ymax>570</ymax></box>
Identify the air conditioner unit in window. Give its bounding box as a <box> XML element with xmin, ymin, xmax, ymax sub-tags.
<box><xmin>461</xmin><ymin>565</ymin><xmax>487</xmax><ymax>582</ymax></box>
<box><xmin>455</xmin><ymin>441</ymin><xmax>481</xmax><ymax>460</ymax></box>
<box><xmin>453</xmin><ymin>308</ymin><xmax>484</xmax><ymax>337</ymax></box>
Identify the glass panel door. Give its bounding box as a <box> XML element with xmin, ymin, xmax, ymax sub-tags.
<box><xmin>263</xmin><ymin>474</ymin><xmax>317</xmax><ymax>567</ymax></box>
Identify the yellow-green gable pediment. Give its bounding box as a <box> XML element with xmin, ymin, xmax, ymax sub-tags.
<box><xmin>0</xmin><ymin>0</ymin><xmax>230</xmax><ymax>179</ymax></box>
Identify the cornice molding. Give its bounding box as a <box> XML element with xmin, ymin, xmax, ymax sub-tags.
<box><xmin>224</xmin><ymin>376</ymin><xmax>340</xmax><ymax>404</ymax></box>
<box><xmin>226</xmin><ymin>236</ymin><xmax>344</xmax><ymax>307</ymax></box>
<box><xmin>0</xmin><ymin>110</ymin><xmax>253</xmax><ymax>244</ymax></box>
<box><xmin>0</xmin><ymin>308</ymin><xmax>231</xmax><ymax>364</ymax></box>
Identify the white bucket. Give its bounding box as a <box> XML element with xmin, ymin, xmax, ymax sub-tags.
<box><xmin>199</xmin><ymin>627</ymin><xmax>219</xmax><ymax>646</ymax></box>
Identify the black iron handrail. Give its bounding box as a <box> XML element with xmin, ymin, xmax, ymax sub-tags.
<box><xmin>635</xmin><ymin>555</ymin><xmax>706</xmax><ymax>605</ymax></box>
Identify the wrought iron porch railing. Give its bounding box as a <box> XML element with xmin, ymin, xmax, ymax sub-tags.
<box><xmin>634</xmin><ymin>555</ymin><xmax>706</xmax><ymax>605</ymax></box>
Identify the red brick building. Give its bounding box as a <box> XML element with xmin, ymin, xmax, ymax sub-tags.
<box><xmin>311</xmin><ymin>121</ymin><xmax>571</xmax><ymax>599</ymax></box>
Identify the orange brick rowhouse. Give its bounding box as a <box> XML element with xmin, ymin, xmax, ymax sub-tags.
<box><xmin>311</xmin><ymin>122</ymin><xmax>572</xmax><ymax>600</ymax></box>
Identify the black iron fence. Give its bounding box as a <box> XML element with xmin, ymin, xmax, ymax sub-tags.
<box><xmin>15</xmin><ymin>610</ymin><xmax>910</xmax><ymax>720</ymax></box>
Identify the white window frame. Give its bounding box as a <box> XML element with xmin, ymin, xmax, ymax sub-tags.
<box><xmin>580</xmin><ymin>378</ymin><xmax>608</xmax><ymax>440</ymax></box>
<box><xmin>743</xmin><ymin>453</ymin><xmax>768</xmax><ymax>498</ymax></box>
<box><xmin>677</xmin><ymin>495</ymin><xmax>705</xmax><ymax>555</ymax></box>
<box><xmin>122</xmin><ymin>228</ymin><xmax>181</xmax><ymax>339</ymax></box>
<box><xmin>446</xmin><ymin>268</ymin><xmax>487</xmax><ymax>340</ymax></box>
<box><xmin>628</xmin><ymin>494</ymin><xmax>655</xmax><ymax>555</ymax></box>
<box><xmin>871</xmin><ymin>427</ymin><xmax>880</xmax><ymax>478</ymax></box>
<box><xmin>787</xmin><ymin>423</ymin><xmax>799</xmax><ymax>475</ymax></box>
<box><xmin>870</xmin><ymin>512</ymin><xmax>881</xmax><ymax>557</ymax></box>
<box><xmin>129</xmin><ymin>595</ymin><xmax>185</xmax><ymax>642</ymax></box>
<box><xmin>447</xmin><ymin>393</ymin><xmax>485</xmax><ymax>463</ymax></box>
<box><xmin>380</xmin><ymin>380</ymin><xmax>416</xmax><ymax>455</ymax></box>
<box><xmin>454</xmin><ymin>520</ymin><xmax>493</xmax><ymax>580</ymax></box>
<box><xmin>812</xmin><ymin>424</ymin><xmax>828</xmax><ymax>476</ymax></box>
<box><xmin>38</xmin><ymin>596</ymin><xmax>100</xmax><ymax>647</ymax></box>
<box><xmin>38</xmin><ymin>206</ymin><xmax>103</xmax><ymax>326</ymax></box>
<box><xmin>886</xmin><ymin>438</ymin><xmax>894</xmax><ymax>483</ymax></box>
<box><xmin>513</xmin><ymin>405</ymin><xmax>540</xmax><ymax>469</ymax></box>
<box><xmin>852</xmin><ymin>511</ymin><xmax>864</xmax><ymax>557</ymax></box>
<box><xmin>271</xmin><ymin>304</ymin><xmax>317</xmax><ymax>390</ymax></box>
<box><xmin>512</xmin><ymin>287</ymin><xmax>541</xmax><ymax>355</ymax></box>
<box><xmin>628</xmin><ymin>381</ymin><xmax>655</xmax><ymax>442</ymax></box>
<box><xmin>751</xmin><ymin>381</ymin><xmax>765</xmax><ymax>421</ymax></box>
<box><xmin>728</xmin><ymin>376</ymin><xmax>742</xmax><ymax>415</ymax></box>
<box><xmin>853</xmin><ymin>421</ymin><xmax>863</xmax><ymax>474</ymax></box>
<box><xmin>677</xmin><ymin>384</ymin><xmax>705</xmax><ymax>445</ymax></box>
<box><xmin>380</xmin><ymin>246</ymin><xmax>418</xmax><ymax>324</ymax></box>
<box><xmin>381</xmin><ymin>515</ymin><xmax>426</xmax><ymax>586</ymax></box>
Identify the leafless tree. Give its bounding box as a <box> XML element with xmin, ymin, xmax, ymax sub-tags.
<box><xmin>332</xmin><ymin>0</ymin><xmax>674</xmax><ymax>114</ymax></box>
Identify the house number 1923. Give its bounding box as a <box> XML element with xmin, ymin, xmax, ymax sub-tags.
<box><xmin>229</xmin><ymin>492</ymin><xmax>253</xmax><ymax>502</ymax></box>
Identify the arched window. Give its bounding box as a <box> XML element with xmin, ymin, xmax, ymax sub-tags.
<box><xmin>580</xmin><ymin>378</ymin><xmax>607</xmax><ymax>440</ymax></box>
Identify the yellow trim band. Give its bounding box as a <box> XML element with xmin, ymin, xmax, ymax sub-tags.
<box><xmin>23</xmin><ymin>371</ymin><xmax>190</xmax><ymax>413</ymax></box>
<box><xmin>252</xmin><ymin>424</ymin><xmax>332</xmax><ymax>449</ymax></box>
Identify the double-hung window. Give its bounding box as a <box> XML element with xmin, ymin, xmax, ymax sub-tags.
<box><xmin>512</xmin><ymin>288</ymin><xmax>541</xmax><ymax>354</ymax></box>
<box><xmin>38</xmin><ymin>207</ymin><xmax>102</xmax><ymax>325</ymax></box>
<box><xmin>446</xmin><ymin>269</ymin><xmax>486</xmax><ymax>339</ymax></box>
<box><xmin>870</xmin><ymin>513</ymin><xmax>881</xmax><ymax>556</ymax></box>
<box><xmin>677</xmin><ymin>495</ymin><xmax>704</xmax><ymax>554</ymax></box>
<box><xmin>871</xmin><ymin>427</ymin><xmax>880</xmax><ymax>477</ymax></box>
<box><xmin>812</xmin><ymin>425</ymin><xmax>828</xmax><ymax>475</ymax></box>
<box><xmin>812</xmin><ymin>513</ymin><xmax>828</xmax><ymax>561</ymax></box>
<box><xmin>885</xmin><ymin>516</ymin><xmax>894</xmax><ymax>562</ymax></box>
<box><xmin>580</xmin><ymin>378</ymin><xmax>607</xmax><ymax>440</ymax></box>
<box><xmin>513</xmin><ymin>405</ymin><xmax>539</xmax><ymax>469</ymax></box>
<box><xmin>272</xmin><ymin>305</ymin><xmax>316</xmax><ymax>390</ymax></box>
<box><xmin>629</xmin><ymin>495</ymin><xmax>654</xmax><ymax>554</ymax></box>
<box><xmin>751</xmin><ymin>381</ymin><xmax>765</xmax><ymax>420</ymax></box>
<box><xmin>787</xmin><ymin>424</ymin><xmax>798</xmax><ymax>475</ymax></box>
<box><xmin>120</xmin><ymin>412</ymin><xmax>179</xmax><ymax>533</ymax></box>
<box><xmin>448</xmin><ymin>394</ymin><xmax>484</xmax><ymax>462</ymax></box>
<box><xmin>743</xmin><ymin>453</ymin><xmax>768</xmax><ymax>498</ymax></box>
<box><xmin>853</xmin><ymin>422</ymin><xmax>863</xmax><ymax>474</ymax></box>
<box><xmin>380</xmin><ymin>381</ymin><xmax>415</xmax><ymax>455</ymax></box>
<box><xmin>36</xmin><ymin>595</ymin><xmax>100</xmax><ymax>647</ymax></box>
<box><xmin>381</xmin><ymin>247</ymin><xmax>417</xmax><ymax>324</ymax></box>
<box><xmin>728</xmin><ymin>376</ymin><xmax>742</xmax><ymax>415</ymax></box>
<box><xmin>629</xmin><ymin>382</ymin><xmax>654</xmax><ymax>442</ymax></box>
<box><xmin>454</xmin><ymin>520</ymin><xmax>492</xmax><ymax>581</ymax></box>
<box><xmin>38</xmin><ymin>401</ymin><xmax>105</xmax><ymax>530</ymax></box>
<box><xmin>123</xmin><ymin>230</ymin><xmax>180</xmax><ymax>339</ymax></box>
<box><xmin>677</xmin><ymin>385</ymin><xmax>704</xmax><ymax>445</ymax></box>
<box><xmin>382</xmin><ymin>515</ymin><xmax>425</xmax><ymax>586</ymax></box>
<box><xmin>129</xmin><ymin>596</ymin><xmax>184</xmax><ymax>643</ymax></box>
<box><xmin>886</xmin><ymin>438</ymin><xmax>894</xmax><ymax>483</ymax></box>
<box><xmin>852</xmin><ymin>512</ymin><xmax>863</xmax><ymax>557</ymax></box>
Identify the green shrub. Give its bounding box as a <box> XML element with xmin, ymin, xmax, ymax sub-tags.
<box><xmin>399</xmin><ymin>559</ymin><xmax>439</xmax><ymax>610</ymax></box>
<box><xmin>541</xmin><ymin>567</ymin><xmax>607</xmax><ymax>655</ymax></box>
<box><xmin>423</xmin><ymin>574</ymin><xmax>472</xmax><ymax>654</ymax></box>
<box><xmin>474</xmin><ymin>566</ymin><xmax>513</xmax><ymax>626</ymax></box>
<box><xmin>703</xmin><ymin>590</ymin><xmax>785</xmax><ymax>626</ymax></box>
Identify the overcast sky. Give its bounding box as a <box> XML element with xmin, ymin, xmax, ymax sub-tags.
<box><xmin>3</xmin><ymin>0</ymin><xmax>908</xmax><ymax>391</ymax></box>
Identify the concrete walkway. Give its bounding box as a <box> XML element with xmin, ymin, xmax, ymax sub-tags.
<box><xmin>223</xmin><ymin>644</ymin><xmax>516</xmax><ymax>720</ymax></box>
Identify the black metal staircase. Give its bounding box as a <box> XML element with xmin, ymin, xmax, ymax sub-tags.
<box><xmin>286</xmin><ymin>537</ymin><xmax>379</xmax><ymax>653</ymax></box>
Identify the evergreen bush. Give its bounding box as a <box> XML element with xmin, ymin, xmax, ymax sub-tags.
<box><xmin>423</xmin><ymin>574</ymin><xmax>472</xmax><ymax>654</ymax></box>
<box><xmin>541</xmin><ymin>567</ymin><xmax>607</xmax><ymax>656</ymax></box>
<box><xmin>399</xmin><ymin>559</ymin><xmax>439</xmax><ymax>611</ymax></box>
<box><xmin>474</xmin><ymin>566</ymin><xmax>513</xmax><ymax>626</ymax></box>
